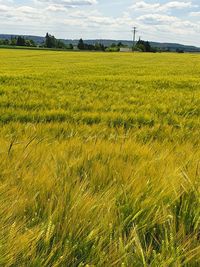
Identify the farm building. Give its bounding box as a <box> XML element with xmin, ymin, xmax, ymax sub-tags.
<box><xmin>120</xmin><ymin>47</ymin><xmax>132</xmax><ymax>52</ymax></box>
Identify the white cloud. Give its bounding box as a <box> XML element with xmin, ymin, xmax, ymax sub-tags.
<box><xmin>130</xmin><ymin>1</ymin><xmax>160</xmax><ymax>12</ymax></box>
<box><xmin>0</xmin><ymin>0</ymin><xmax>13</xmax><ymax>3</ymax></box>
<box><xmin>16</xmin><ymin>6</ymin><xmax>38</xmax><ymax>14</ymax></box>
<box><xmin>164</xmin><ymin>1</ymin><xmax>194</xmax><ymax>9</ymax></box>
<box><xmin>46</xmin><ymin>4</ymin><xmax>69</xmax><ymax>12</ymax></box>
<box><xmin>137</xmin><ymin>14</ymin><xmax>179</xmax><ymax>25</ymax></box>
<box><xmin>38</xmin><ymin>0</ymin><xmax>97</xmax><ymax>7</ymax></box>
<box><xmin>130</xmin><ymin>1</ymin><xmax>195</xmax><ymax>12</ymax></box>
<box><xmin>0</xmin><ymin>4</ymin><xmax>10</xmax><ymax>12</ymax></box>
<box><xmin>190</xmin><ymin>11</ymin><xmax>200</xmax><ymax>16</ymax></box>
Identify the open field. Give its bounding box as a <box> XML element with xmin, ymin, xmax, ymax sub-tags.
<box><xmin>0</xmin><ymin>49</ymin><xmax>200</xmax><ymax>266</ymax></box>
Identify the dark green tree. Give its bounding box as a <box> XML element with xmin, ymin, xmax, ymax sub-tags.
<box><xmin>16</xmin><ymin>36</ymin><xmax>25</xmax><ymax>46</ymax></box>
<box><xmin>111</xmin><ymin>43</ymin><xmax>117</xmax><ymax>48</ymax></box>
<box><xmin>45</xmin><ymin>33</ymin><xmax>56</xmax><ymax>48</ymax></box>
<box><xmin>68</xmin><ymin>44</ymin><xmax>73</xmax><ymax>50</ymax></box>
<box><xmin>145</xmin><ymin>41</ymin><xmax>151</xmax><ymax>52</ymax></box>
<box><xmin>78</xmin><ymin>38</ymin><xmax>85</xmax><ymax>50</ymax></box>
<box><xmin>136</xmin><ymin>39</ymin><xmax>152</xmax><ymax>52</ymax></box>
<box><xmin>25</xmin><ymin>39</ymin><xmax>36</xmax><ymax>47</ymax></box>
<box><xmin>10</xmin><ymin>37</ymin><xmax>17</xmax><ymax>46</ymax></box>
<box><xmin>117</xmin><ymin>42</ymin><xmax>123</xmax><ymax>47</ymax></box>
<box><xmin>176</xmin><ymin>48</ymin><xmax>184</xmax><ymax>53</ymax></box>
<box><xmin>4</xmin><ymin>39</ymin><xmax>10</xmax><ymax>45</ymax></box>
<box><xmin>56</xmin><ymin>40</ymin><xmax>66</xmax><ymax>49</ymax></box>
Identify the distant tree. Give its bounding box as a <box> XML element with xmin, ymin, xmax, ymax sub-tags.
<box><xmin>117</xmin><ymin>42</ymin><xmax>123</xmax><ymax>47</ymax></box>
<box><xmin>29</xmin><ymin>39</ymin><xmax>36</xmax><ymax>47</ymax></box>
<box><xmin>45</xmin><ymin>33</ymin><xmax>56</xmax><ymax>48</ymax></box>
<box><xmin>25</xmin><ymin>39</ymin><xmax>36</xmax><ymax>47</ymax></box>
<box><xmin>176</xmin><ymin>48</ymin><xmax>184</xmax><ymax>53</ymax></box>
<box><xmin>76</xmin><ymin>40</ymin><xmax>105</xmax><ymax>51</ymax></box>
<box><xmin>45</xmin><ymin>33</ymin><xmax>50</xmax><ymax>47</ymax></box>
<box><xmin>136</xmin><ymin>43</ymin><xmax>146</xmax><ymax>52</ymax></box>
<box><xmin>99</xmin><ymin>43</ymin><xmax>105</xmax><ymax>51</ymax></box>
<box><xmin>68</xmin><ymin>43</ymin><xmax>73</xmax><ymax>50</ymax></box>
<box><xmin>16</xmin><ymin>36</ymin><xmax>25</xmax><ymax>46</ymax></box>
<box><xmin>111</xmin><ymin>43</ymin><xmax>117</xmax><ymax>48</ymax></box>
<box><xmin>56</xmin><ymin>40</ymin><xmax>66</xmax><ymax>49</ymax></box>
<box><xmin>4</xmin><ymin>39</ymin><xmax>10</xmax><ymax>45</ymax></box>
<box><xmin>145</xmin><ymin>41</ymin><xmax>151</xmax><ymax>52</ymax></box>
<box><xmin>78</xmin><ymin>38</ymin><xmax>85</xmax><ymax>50</ymax></box>
<box><xmin>106</xmin><ymin>46</ymin><xmax>120</xmax><ymax>52</ymax></box>
<box><xmin>10</xmin><ymin>37</ymin><xmax>17</xmax><ymax>46</ymax></box>
<box><xmin>87</xmin><ymin>44</ymin><xmax>94</xmax><ymax>50</ymax></box>
<box><xmin>94</xmin><ymin>43</ymin><xmax>101</xmax><ymax>51</ymax></box>
<box><xmin>136</xmin><ymin>39</ymin><xmax>152</xmax><ymax>52</ymax></box>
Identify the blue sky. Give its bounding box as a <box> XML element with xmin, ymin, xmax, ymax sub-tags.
<box><xmin>1</xmin><ymin>0</ymin><xmax>200</xmax><ymax>45</ymax></box>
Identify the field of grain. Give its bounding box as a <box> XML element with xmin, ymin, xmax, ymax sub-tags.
<box><xmin>0</xmin><ymin>49</ymin><xmax>200</xmax><ymax>266</ymax></box>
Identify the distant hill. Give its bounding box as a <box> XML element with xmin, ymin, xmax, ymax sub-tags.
<box><xmin>0</xmin><ymin>34</ymin><xmax>200</xmax><ymax>52</ymax></box>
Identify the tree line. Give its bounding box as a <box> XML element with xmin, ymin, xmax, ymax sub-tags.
<box><xmin>0</xmin><ymin>36</ymin><xmax>36</xmax><ymax>47</ymax></box>
<box><xmin>0</xmin><ymin>33</ymin><xmax>182</xmax><ymax>53</ymax></box>
<box><xmin>0</xmin><ymin>34</ymin><xmax>74</xmax><ymax>50</ymax></box>
<box><xmin>44</xmin><ymin>33</ymin><xmax>73</xmax><ymax>49</ymax></box>
<box><xmin>0</xmin><ymin>33</ymin><xmax>118</xmax><ymax>51</ymax></box>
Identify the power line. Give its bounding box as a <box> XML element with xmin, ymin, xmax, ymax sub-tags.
<box><xmin>132</xmin><ymin>26</ymin><xmax>137</xmax><ymax>50</ymax></box>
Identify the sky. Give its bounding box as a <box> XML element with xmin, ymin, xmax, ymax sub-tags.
<box><xmin>0</xmin><ymin>0</ymin><xmax>200</xmax><ymax>46</ymax></box>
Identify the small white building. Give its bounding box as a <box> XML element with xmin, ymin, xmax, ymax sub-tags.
<box><xmin>120</xmin><ymin>47</ymin><xmax>132</xmax><ymax>52</ymax></box>
<box><xmin>73</xmin><ymin>45</ymin><xmax>79</xmax><ymax>51</ymax></box>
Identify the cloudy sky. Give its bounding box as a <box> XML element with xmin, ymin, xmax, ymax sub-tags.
<box><xmin>1</xmin><ymin>0</ymin><xmax>200</xmax><ymax>45</ymax></box>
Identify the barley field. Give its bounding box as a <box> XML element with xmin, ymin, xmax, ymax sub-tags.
<box><xmin>0</xmin><ymin>49</ymin><xmax>200</xmax><ymax>266</ymax></box>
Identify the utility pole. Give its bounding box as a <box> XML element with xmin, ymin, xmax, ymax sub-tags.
<box><xmin>132</xmin><ymin>27</ymin><xmax>137</xmax><ymax>51</ymax></box>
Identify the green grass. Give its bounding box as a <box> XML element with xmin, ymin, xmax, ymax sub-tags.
<box><xmin>0</xmin><ymin>49</ymin><xmax>200</xmax><ymax>266</ymax></box>
<box><xmin>0</xmin><ymin>45</ymin><xmax>74</xmax><ymax>51</ymax></box>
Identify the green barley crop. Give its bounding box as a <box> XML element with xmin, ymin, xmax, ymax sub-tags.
<box><xmin>0</xmin><ymin>49</ymin><xmax>199</xmax><ymax>266</ymax></box>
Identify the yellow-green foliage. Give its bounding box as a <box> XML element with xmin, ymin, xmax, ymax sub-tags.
<box><xmin>0</xmin><ymin>49</ymin><xmax>200</xmax><ymax>266</ymax></box>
